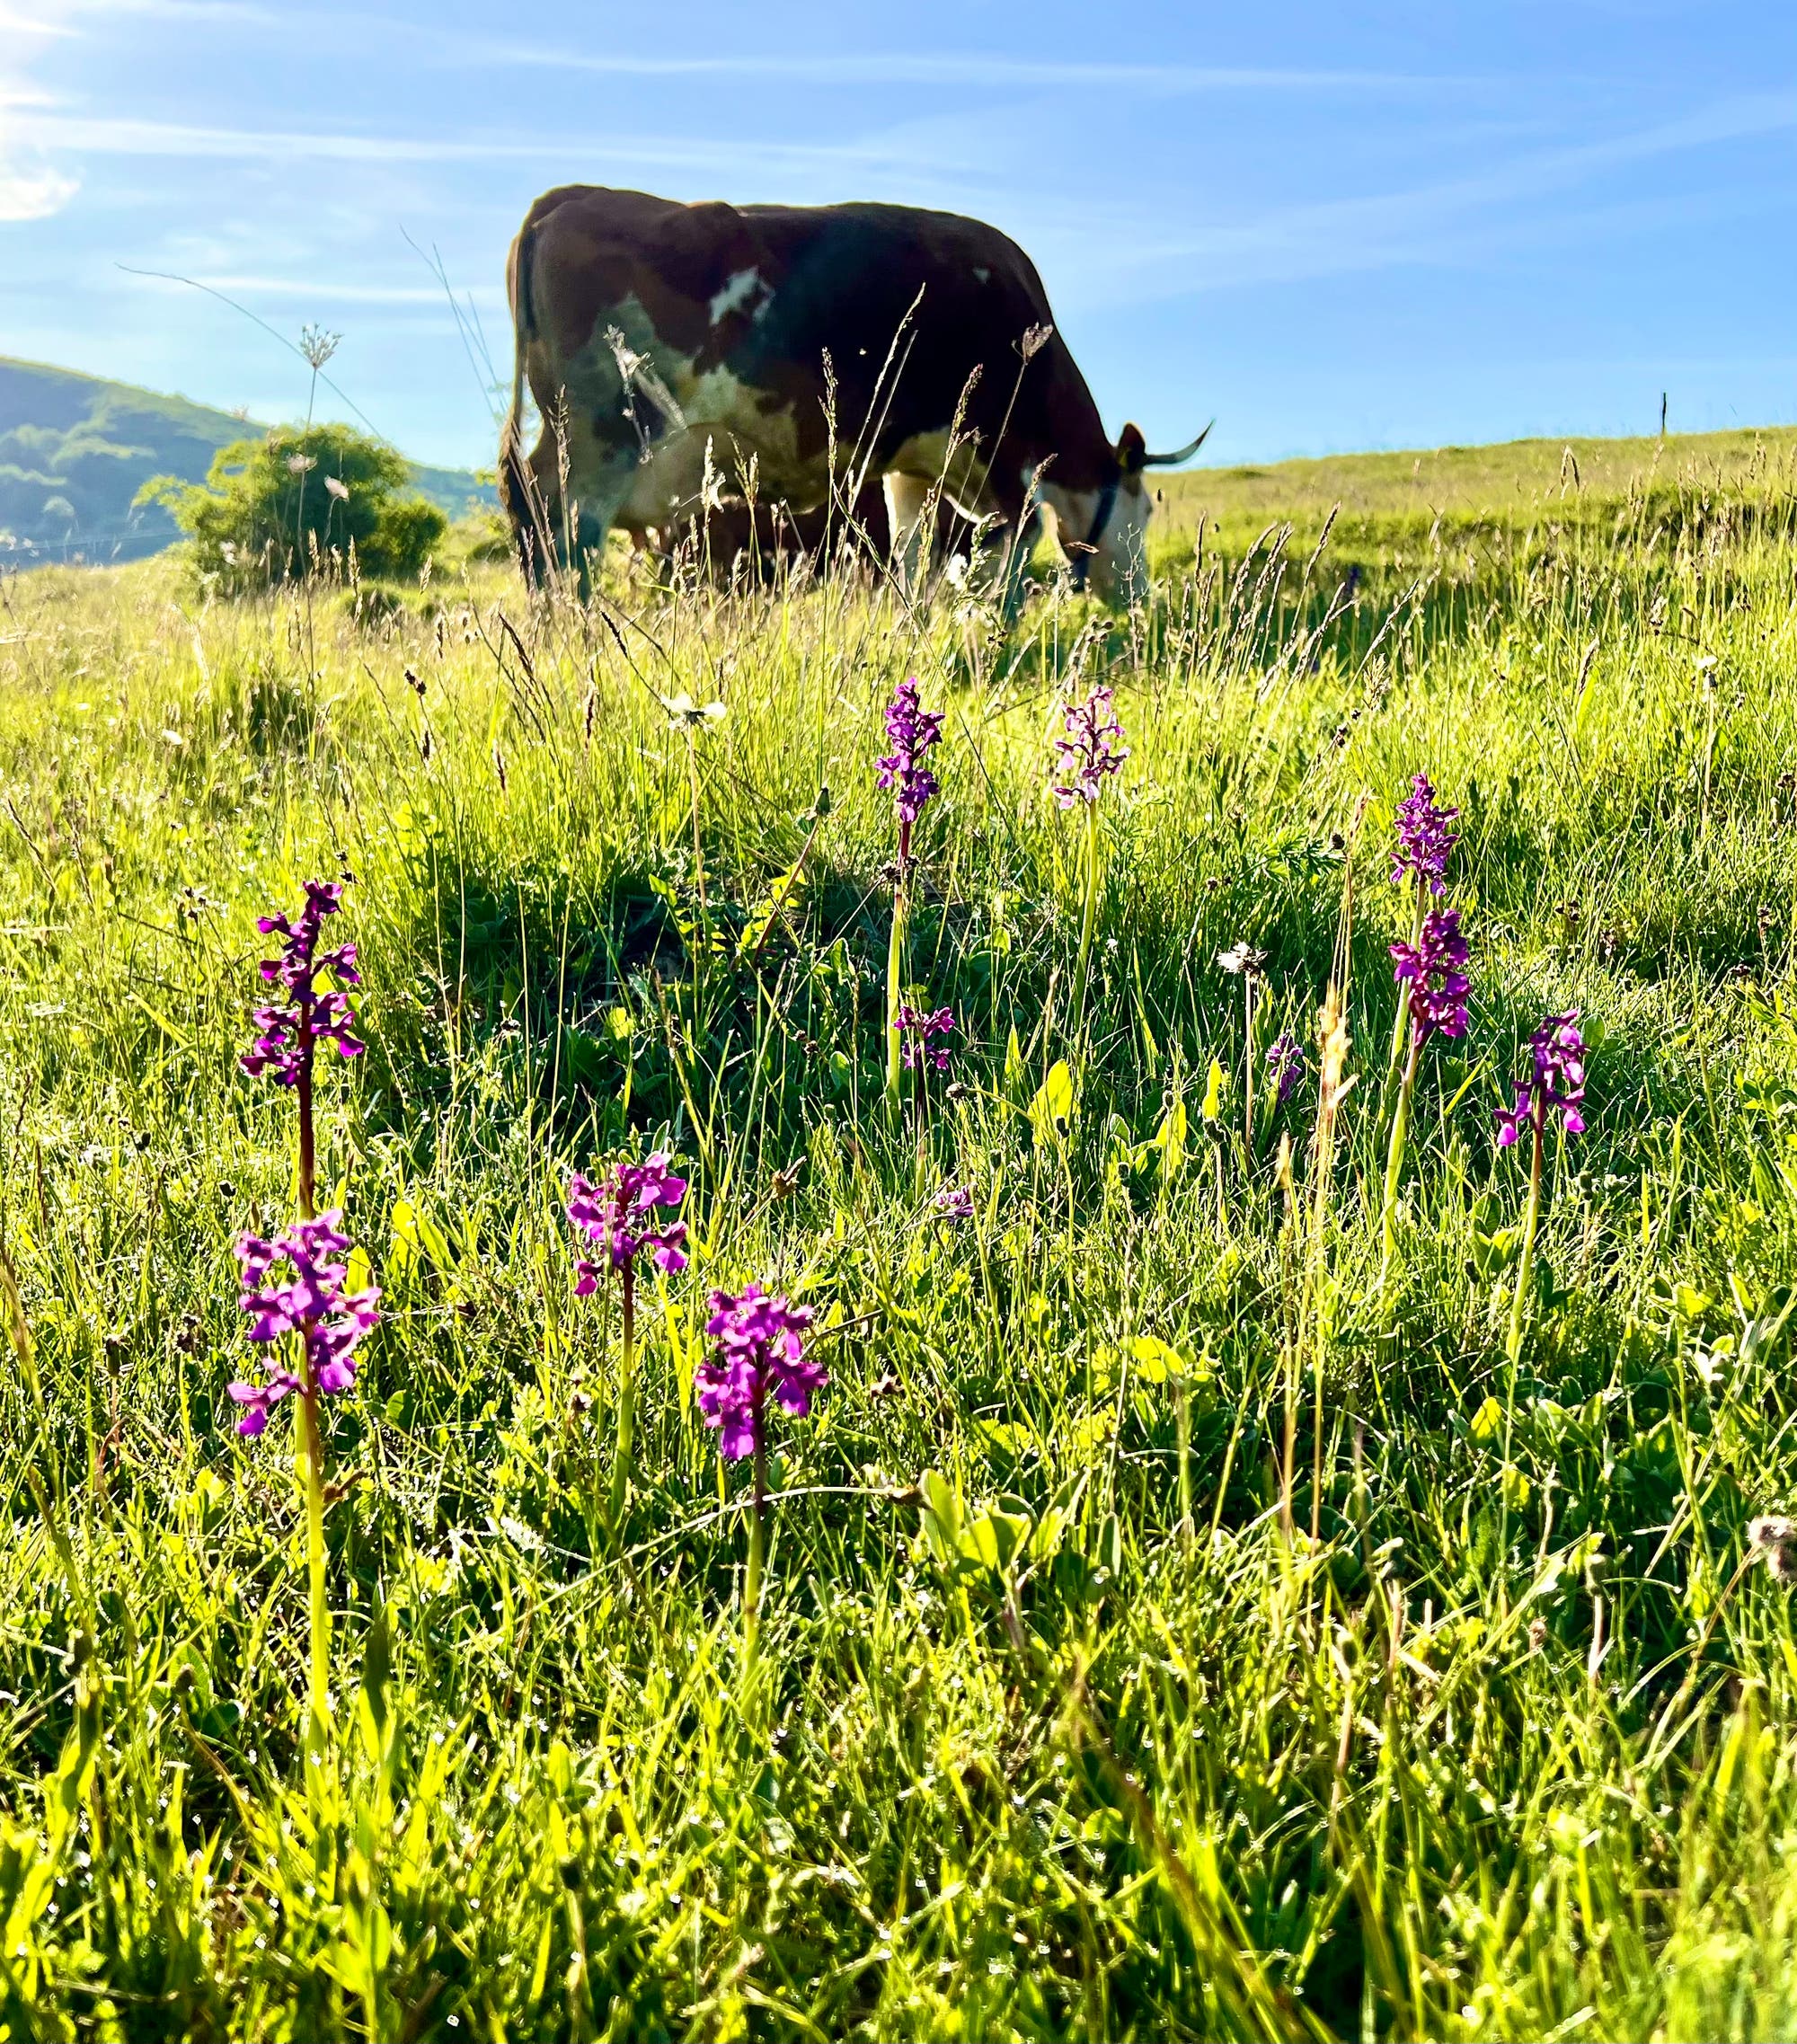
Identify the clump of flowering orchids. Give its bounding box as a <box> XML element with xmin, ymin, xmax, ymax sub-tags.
<box><xmin>227</xmin><ymin>875</ymin><xmax>377</xmax><ymax>1743</ymax></box>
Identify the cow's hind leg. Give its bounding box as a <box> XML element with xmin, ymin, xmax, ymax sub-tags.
<box><xmin>993</xmin><ymin>502</ymin><xmax>1043</xmax><ymax>624</ymax></box>
<box><xmin>881</xmin><ymin>473</ymin><xmax>935</xmax><ymax>595</ymax></box>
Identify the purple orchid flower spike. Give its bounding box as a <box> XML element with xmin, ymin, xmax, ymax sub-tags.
<box><xmin>877</xmin><ymin>679</ymin><xmax>947</xmax><ymax>1114</ymax></box>
<box><xmin>932</xmin><ymin>1183</ymin><xmax>976</xmax><ymax>1222</ymax></box>
<box><xmin>1052</xmin><ymin>686</ymin><xmax>1129</xmax><ymax>809</ymax></box>
<box><xmin>1496</xmin><ymin>1011</ymin><xmax>1587</xmax><ymax>1147</ymax></box>
<box><xmin>1266</xmin><ymin>1030</ymin><xmax>1306</xmax><ymax>1108</ymax></box>
<box><xmin>1392</xmin><ymin>774</ymin><xmax>1460</xmax><ymax>896</ymax></box>
<box><xmin>1391</xmin><ymin>908</ymin><xmax>1471</xmax><ymax>1045</ymax></box>
<box><xmin>565</xmin><ymin>1153</ymin><xmax>689</xmax><ymax>1291</ymax></box>
<box><xmin>1499</xmin><ymin>1011</ymin><xmax>1589</xmax><ymax>1363</ymax></box>
<box><xmin>566</xmin><ymin>1150</ymin><xmax>690</xmax><ymax>1532</ymax></box>
<box><xmin>227</xmin><ymin>1211</ymin><xmax>380</xmax><ymax>1436</ymax></box>
<box><xmin>700</xmin><ymin>1282</ymin><xmax>823</xmax><ymax>1647</ymax></box>
<box><xmin>241</xmin><ymin>878</ymin><xmax>364</xmax><ymax>1086</ymax></box>
<box><xmin>695</xmin><ymin>1284</ymin><xmax>821</xmax><ymax>1464</ymax></box>
<box><xmin>893</xmin><ymin>1004</ymin><xmax>957</xmax><ymax>1073</ymax></box>
<box><xmin>875</xmin><ymin>677</ymin><xmax>944</xmax><ymax>856</ymax></box>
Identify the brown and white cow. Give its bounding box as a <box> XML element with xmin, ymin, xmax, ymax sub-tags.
<box><xmin>499</xmin><ymin>186</ymin><xmax>1208</xmax><ymax>602</ymax></box>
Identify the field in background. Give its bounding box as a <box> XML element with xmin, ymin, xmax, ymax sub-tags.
<box><xmin>1155</xmin><ymin>422</ymin><xmax>1797</xmax><ymax>573</ymax></box>
<box><xmin>4</xmin><ymin>438</ymin><xmax>1797</xmax><ymax>2039</ymax></box>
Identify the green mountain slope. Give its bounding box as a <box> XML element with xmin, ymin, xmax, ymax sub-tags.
<box><xmin>0</xmin><ymin>356</ymin><xmax>495</xmax><ymax>565</ymax></box>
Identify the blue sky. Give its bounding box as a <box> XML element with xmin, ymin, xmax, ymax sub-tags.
<box><xmin>4</xmin><ymin>1</ymin><xmax>1797</xmax><ymax>473</ymax></box>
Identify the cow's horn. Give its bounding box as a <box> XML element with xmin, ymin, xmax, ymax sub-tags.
<box><xmin>1141</xmin><ymin>420</ymin><xmax>1214</xmax><ymax>468</ymax></box>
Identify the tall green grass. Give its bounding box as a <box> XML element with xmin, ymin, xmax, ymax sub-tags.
<box><xmin>3</xmin><ymin>457</ymin><xmax>1797</xmax><ymax>2040</ymax></box>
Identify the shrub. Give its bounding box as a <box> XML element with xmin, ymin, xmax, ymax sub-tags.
<box><xmin>138</xmin><ymin>424</ymin><xmax>446</xmax><ymax>589</ymax></box>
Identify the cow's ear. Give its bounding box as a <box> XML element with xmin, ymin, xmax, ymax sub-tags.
<box><xmin>1116</xmin><ymin>422</ymin><xmax>1148</xmax><ymax>476</ymax></box>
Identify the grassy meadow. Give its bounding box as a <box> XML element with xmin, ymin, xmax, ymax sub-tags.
<box><xmin>4</xmin><ymin>425</ymin><xmax>1797</xmax><ymax>2039</ymax></box>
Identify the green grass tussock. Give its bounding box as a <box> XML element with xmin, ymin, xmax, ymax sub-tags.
<box><xmin>4</xmin><ymin>434</ymin><xmax>1797</xmax><ymax>2039</ymax></box>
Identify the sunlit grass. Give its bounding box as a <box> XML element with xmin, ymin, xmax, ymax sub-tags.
<box><xmin>4</xmin><ymin>464</ymin><xmax>1797</xmax><ymax>2038</ymax></box>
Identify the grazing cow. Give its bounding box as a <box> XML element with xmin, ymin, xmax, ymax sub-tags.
<box><xmin>500</xmin><ymin>186</ymin><xmax>1208</xmax><ymax>601</ymax></box>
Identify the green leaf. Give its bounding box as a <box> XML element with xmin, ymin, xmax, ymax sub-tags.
<box><xmin>1003</xmin><ymin>1026</ymin><xmax>1026</xmax><ymax>1100</ymax></box>
<box><xmin>359</xmin><ymin>1597</ymin><xmax>393</xmax><ymax>1761</ymax></box>
<box><xmin>919</xmin><ymin>1468</ymin><xmax>963</xmax><ymax>1563</ymax></box>
<box><xmin>1199</xmin><ymin>1058</ymin><xmax>1226</xmax><ymax>1121</ymax></box>
<box><xmin>1030</xmin><ymin>1060</ymin><xmax>1076</xmax><ymax>1151</ymax></box>
<box><xmin>1472</xmin><ymin>1227</ymin><xmax>1521</xmax><ymax>1276</ymax></box>
<box><xmin>963</xmin><ymin>1508</ymin><xmax>1029</xmax><ymax>1574</ymax></box>
<box><xmin>1674</xmin><ymin>1283</ymin><xmax>1712</xmax><ymax>1324</ymax></box>
<box><xmin>1154</xmin><ymin>1097</ymin><xmax>1187</xmax><ymax>1181</ymax></box>
<box><xmin>1127</xmin><ymin>1334</ymin><xmax>1194</xmax><ymax>1384</ymax></box>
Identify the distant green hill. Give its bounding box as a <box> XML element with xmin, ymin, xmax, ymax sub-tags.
<box><xmin>0</xmin><ymin>356</ymin><xmax>495</xmax><ymax>565</ymax></box>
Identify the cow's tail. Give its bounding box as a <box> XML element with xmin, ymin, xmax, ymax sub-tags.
<box><xmin>498</xmin><ymin>226</ymin><xmax>544</xmax><ymax>581</ymax></box>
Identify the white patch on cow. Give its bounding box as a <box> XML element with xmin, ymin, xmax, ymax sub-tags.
<box><xmin>616</xmin><ymin>361</ymin><xmax>825</xmax><ymax>528</ymax></box>
<box><xmin>1040</xmin><ymin>476</ymin><xmax>1152</xmax><ymax>604</ymax></box>
<box><xmin>709</xmin><ymin>267</ymin><xmax>764</xmax><ymax>325</ymax></box>
<box><xmin>887</xmin><ymin>431</ymin><xmax>995</xmax><ymax>522</ymax></box>
<box><xmin>973</xmin><ymin>267</ymin><xmax>991</xmax><ymax>284</ymax></box>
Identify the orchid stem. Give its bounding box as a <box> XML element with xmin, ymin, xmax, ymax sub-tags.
<box><xmin>608</xmin><ymin>1268</ymin><xmax>634</xmax><ymax>1535</ymax></box>
<box><xmin>298</xmin><ymin>1379</ymin><xmax>331</xmax><ymax>1748</ymax></box>
<box><xmin>744</xmin><ymin>1440</ymin><xmax>766</xmax><ymax>1666</ymax></box>
<box><xmin>1508</xmin><ymin>1102</ymin><xmax>1546</xmax><ymax>1362</ymax></box>
<box><xmin>885</xmin><ymin>853</ymin><xmax>908</xmax><ymax>1119</ymax></box>
<box><xmin>1384</xmin><ymin>889</ymin><xmax>1423</xmax><ymax>1094</ymax></box>
<box><xmin>1379</xmin><ymin>1031</ymin><xmax>1421</xmax><ymax>1296</ymax></box>
<box><xmin>1243</xmin><ymin>976</ymin><xmax>1256</xmax><ymax>1161</ymax></box>
<box><xmin>295</xmin><ymin>1050</ymin><xmax>331</xmax><ymax>1753</ymax></box>
<box><xmin>297</xmin><ymin>1062</ymin><xmax>316</xmax><ymax>1222</ymax></box>
<box><xmin>1076</xmin><ymin>801</ymin><xmax>1102</xmax><ymax>1007</ymax></box>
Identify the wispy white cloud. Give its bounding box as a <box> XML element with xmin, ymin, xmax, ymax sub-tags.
<box><xmin>0</xmin><ymin>4</ymin><xmax>79</xmax><ymax>30</ymax></box>
<box><xmin>431</xmin><ymin>45</ymin><xmax>1475</xmax><ymax>96</ymax></box>
<box><xmin>1059</xmin><ymin>85</ymin><xmax>1797</xmax><ymax>301</ymax></box>
<box><xmin>0</xmin><ymin>0</ymin><xmax>80</xmax><ymax>217</ymax></box>
<box><xmin>40</xmin><ymin>2</ymin><xmax>1480</xmax><ymax>97</ymax></box>
<box><xmin>0</xmin><ymin>158</ymin><xmax>77</xmax><ymax>218</ymax></box>
<box><xmin>44</xmin><ymin>0</ymin><xmax>279</xmax><ymax>21</ymax></box>
<box><xmin>7</xmin><ymin>108</ymin><xmax>1006</xmax><ymax>181</ymax></box>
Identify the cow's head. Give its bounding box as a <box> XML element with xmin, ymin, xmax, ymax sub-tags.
<box><xmin>1048</xmin><ymin>421</ymin><xmax>1213</xmax><ymax>603</ymax></box>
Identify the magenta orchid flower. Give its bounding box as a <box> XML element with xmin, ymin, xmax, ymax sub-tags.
<box><xmin>1392</xmin><ymin>774</ymin><xmax>1459</xmax><ymax>896</ymax></box>
<box><xmin>893</xmin><ymin>1004</ymin><xmax>957</xmax><ymax>1072</ymax></box>
<box><xmin>695</xmin><ymin>1284</ymin><xmax>821</xmax><ymax>1464</ymax></box>
<box><xmin>1496</xmin><ymin>1011</ymin><xmax>1586</xmax><ymax>1146</ymax></box>
<box><xmin>1391</xmin><ymin>907</ymin><xmax>1471</xmax><ymax>1045</ymax></box>
<box><xmin>241</xmin><ymin>879</ymin><xmax>364</xmax><ymax>1086</ymax></box>
<box><xmin>227</xmin><ymin>1211</ymin><xmax>379</xmax><ymax>1436</ymax></box>
<box><xmin>565</xmin><ymin>1154</ymin><xmax>689</xmax><ymax>1289</ymax></box>
<box><xmin>1052</xmin><ymin>686</ymin><xmax>1129</xmax><ymax>809</ymax></box>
